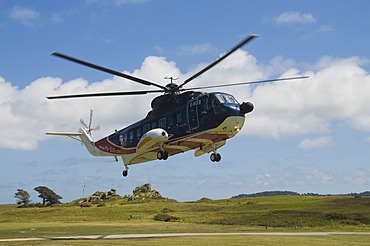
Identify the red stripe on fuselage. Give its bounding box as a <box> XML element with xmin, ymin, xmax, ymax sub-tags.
<box><xmin>95</xmin><ymin>138</ymin><xmax>135</xmax><ymax>155</ymax></box>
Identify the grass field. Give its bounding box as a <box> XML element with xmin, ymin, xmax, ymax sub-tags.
<box><xmin>1</xmin><ymin>195</ymin><xmax>370</xmax><ymax>244</ymax></box>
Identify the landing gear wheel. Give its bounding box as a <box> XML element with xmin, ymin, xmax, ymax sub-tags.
<box><xmin>163</xmin><ymin>151</ymin><xmax>168</xmax><ymax>160</ymax></box>
<box><xmin>216</xmin><ymin>153</ymin><xmax>221</xmax><ymax>162</ymax></box>
<box><xmin>122</xmin><ymin>170</ymin><xmax>128</xmax><ymax>177</ymax></box>
<box><xmin>210</xmin><ymin>153</ymin><xmax>221</xmax><ymax>162</ymax></box>
<box><xmin>157</xmin><ymin>151</ymin><xmax>162</xmax><ymax>160</ymax></box>
<box><xmin>157</xmin><ymin>150</ymin><xmax>168</xmax><ymax>160</ymax></box>
<box><xmin>210</xmin><ymin>153</ymin><xmax>216</xmax><ymax>162</ymax></box>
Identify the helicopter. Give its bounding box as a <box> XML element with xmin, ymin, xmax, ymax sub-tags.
<box><xmin>46</xmin><ymin>34</ymin><xmax>307</xmax><ymax>177</ymax></box>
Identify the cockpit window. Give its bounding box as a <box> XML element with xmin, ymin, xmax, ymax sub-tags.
<box><xmin>215</xmin><ymin>94</ymin><xmax>226</xmax><ymax>103</ymax></box>
<box><xmin>215</xmin><ymin>94</ymin><xmax>238</xmax><ymax>104</ymax></box>
<box><xmin>226</xmin><ymin>95</ymin><xmax>238</xmax><ymax>103</ymax></box>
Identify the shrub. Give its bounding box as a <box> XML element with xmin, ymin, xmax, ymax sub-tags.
<box><xmin>325</xmin><ymin>213</ymin><xmax>348</xmax><ymax>220</ymax></box>
<box><xmin>153</xmin><ymin>213</ymin><xmax>179</xmax><ymax>222</ymax></box>
<box><xmin>80</xmin><ymin>202</ymin><xmax>93</xmax><ymax>208</ymax></box>
<box><xmin>353</xmin><ymin>214</ymin><xmax>370</xmax><ymax>224</ymax></box>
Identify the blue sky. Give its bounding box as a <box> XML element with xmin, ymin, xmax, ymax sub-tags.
<box><xmin>1</xmin><ymin>0</ymin><xmax>370</xmax><ymax>204</ymax></box>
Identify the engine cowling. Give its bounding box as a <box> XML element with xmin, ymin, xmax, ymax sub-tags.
<box><xmin>136</xmin><ymin>128</ymin><xmax>169</xmax><ymax>154</ymax></box>
<box><xmin>240</xmin><ymin>102</ymin><xmax>254</xmax><ymax>114</ymax></box>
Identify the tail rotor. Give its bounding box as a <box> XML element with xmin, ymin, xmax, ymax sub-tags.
<box><xmin>80</xmin><ymin>109</ymin><xmax>100</xmax><ymax>136</ymax></box>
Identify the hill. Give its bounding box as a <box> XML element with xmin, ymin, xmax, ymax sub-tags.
<box><xmin>232</xmin><ymin>190</ymin><xmax>370</xmax><ymax>198</ymax></box>
<box><xmin>232</xmin><ymin>191</ymin><xmax>300</xmax><ymax>198</ymax></box>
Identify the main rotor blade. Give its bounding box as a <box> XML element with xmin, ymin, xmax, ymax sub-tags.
<box><xmin>52</xmin><ymin>52</ymin><xmax>167</xmax><ymax>90</ymax></box>
<box><xmin>178</xmin><ymin>34</ymin><xmax>259</xmax><ymax>90</ymax></box>
<box><xmin>180</xmin><ymin>76</ymin><xmax>309</xmax><ymax>91</ymax></box>
<box><xmin>47</xmin><ymin>89</ymin><xmax>164</xmax><ymax>99</ymax></box>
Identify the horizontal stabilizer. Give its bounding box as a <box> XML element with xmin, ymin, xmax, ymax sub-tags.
<box><xmin>46</xmin><ymin>128</ymin><xmax>106</xmax><ymax>157</ymax></box>
<box><xmin>46</xmin><ymin>132</ymin><xmax>83</xmax><ymax>137</ymax></box>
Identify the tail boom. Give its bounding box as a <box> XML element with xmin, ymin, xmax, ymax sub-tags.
<box><xmin>46</xmin><ymin>128</ymin><xmax>108</xmax><ymax>157</ymax></box>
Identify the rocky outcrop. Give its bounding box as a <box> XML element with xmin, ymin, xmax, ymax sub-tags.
<box><xmin>78</xmin><ymin>188</ymin><xmax>120</xmax><ymax>204</ymax></box>
<box><xmin>127</xmin><ymin>184</ymin><xmax>163</xmax><ymax>201</ymax></box>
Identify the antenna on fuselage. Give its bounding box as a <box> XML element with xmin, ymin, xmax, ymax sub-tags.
<box><xmin>164</xmin><ymin>76</ymin><xmax>178</xmax><ymax>83</ymax></box>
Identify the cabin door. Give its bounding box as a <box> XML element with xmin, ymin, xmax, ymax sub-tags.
<box><xmin>187</xmin><ymin>99</ymin><xmax>200</xmax><ymax>130</ymax></box>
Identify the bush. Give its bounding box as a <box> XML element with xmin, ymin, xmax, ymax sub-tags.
<box><xmin>340</xmin><ymin>220</ymin><xmax>362</xmax><ymax>225</ymax></box>
<box><xmin>80</xmin><ymin>202</ymin><xmax>93</xmax><ymax>208</ymax></box>
<box><xmin>325</xmin><ymin>213</ymin><xmax>348</xmax><ymax>220</ymax></box>
<box><xmin>153</xmin><ymin>213</ymin><xmax>179</xmax><ymax>222</ymax></box>
<box><xmin>353</xmin><ymin>214</ymin><xmax>370</xmax><ymax>224</ymax></box>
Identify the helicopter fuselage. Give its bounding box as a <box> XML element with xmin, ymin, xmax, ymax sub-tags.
<box><xmin>94</xmin><ymin>91</ymin><xmax>253</xmax><ymax>164</ymax></box>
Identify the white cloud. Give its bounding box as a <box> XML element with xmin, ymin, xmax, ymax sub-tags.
<box><xmin>1</xmin><ymin>50</ymin><xmax>370</xmax><ymax>150</ymax></box>
<box><xmin>306</xmin><ymin>169</ymin><xmax>336</xmax><ymax>185</ymax></box>
<box><xmin>245</xmin><ymin>56</ymin><xmax>370</xmax><ymax>138</ymax></box>
<box><xmin>9</xmin><ymin>6</ymin><xmax>39</xmax><ymax>26</ymax></box>
<box><xmin>344</xmin><ymin>167</ymin><xmax>370</xmax><ymax>186</ymax></box>
<box><xmin>274</xmin><ymin>11</ymin><xmax>316</xmax><ymax>25</ymax></box>
<box><xmin>248</xmin><ymin>166</ymin><xmax>370</xmax><ymax>193</ymax></box>
<box><xmin>299</xmin><ymin>136</ymin><xmax>333</xmax><ymax>149</ymax></box>
<box><xmin>315</xmin><ymin>24</ymin><xmax>335</xmax><ymax>33</ymax></box>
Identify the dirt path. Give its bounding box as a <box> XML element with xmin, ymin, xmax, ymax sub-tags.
<box><xmin>1</xmin><ymin>232</ymin><xmax>370</xmax><ymax>242</ymax></box>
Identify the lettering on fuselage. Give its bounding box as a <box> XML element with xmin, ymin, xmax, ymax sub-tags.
<box><xmin>189</xmin><ymin>100</ymin><xmax>201</xmax><ymax>107</ymax></box>
<box><xmin>97</xmin><ymin>144</ymin><xmax>121</xmax><ymax>154</ymax></box>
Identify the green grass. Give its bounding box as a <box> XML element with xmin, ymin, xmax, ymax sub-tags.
<box><xmin>1</xmin><ymin>195</ymin><xmax>370</xmax><ymax>242</ymax></box>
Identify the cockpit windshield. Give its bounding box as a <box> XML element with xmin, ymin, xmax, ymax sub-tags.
<box><xmin>215</xmin><ymin>93</ymin><xmax>239</xmax><ymax>104</ymax></box>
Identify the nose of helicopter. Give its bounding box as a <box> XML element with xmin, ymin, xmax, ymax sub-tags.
<box><xmin>240</xmin><ymin>102</ymin><xmax>254</xmax><ymax>114</ymax></box>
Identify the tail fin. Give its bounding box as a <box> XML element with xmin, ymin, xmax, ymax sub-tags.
<box><xmin>78</xmin><ymin>128</ymin><xmax>105</xmax><ymax>156</ymax></box>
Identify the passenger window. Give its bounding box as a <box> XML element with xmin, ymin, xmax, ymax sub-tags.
<box><xmin>136</xmin><ymin>128</ymin><xmax>142</xmax><ymax>138</ymax></box>
<box><xmin>119</xmin><ymin>135</ymin><xmax>124</xmax><ymax>146</ymax></box>
<box><xmin>159</xmin><ymin>118</ymin><xmax>166</xmax><ymax>128</ymax></box>
<box><xmin>143</xmin><ymin>124</ymin><xmax>150</xmax><ymax>134</ymax></box>
<box><xmin>129</xmin><ymin>131</ymin><xmax>134</xmax><ymax>140</ymax></box>
<box><xmin>176</xmin><ymin>113</ymin><xmax>182</xmax><ymax>123</ymax></box>
<box><xmin>152</xmin><ymin>122</ymin><xmax>157</xmax><ymax>129</ymax></box>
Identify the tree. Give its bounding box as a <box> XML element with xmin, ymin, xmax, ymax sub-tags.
<box><xmin>14</xmin><ymin>189</ymin><xmax>31</xmax><ymax>206</ymax></box>
<box><xmin>34</xmin><ymin>186</ymin><xmax>62</xmax><ymax>206</ymax></box>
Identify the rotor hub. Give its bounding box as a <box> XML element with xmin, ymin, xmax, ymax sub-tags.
<box><xmin>165</xmin><ymin>83</ymin><xmax>179</xmax><ymax>94</ymax></box>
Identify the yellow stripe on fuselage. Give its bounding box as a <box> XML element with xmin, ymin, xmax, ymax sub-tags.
<box><xmin>137</xmin><ymin>136</ymin><xmax>152</xmax><ymax>149</ymax></box>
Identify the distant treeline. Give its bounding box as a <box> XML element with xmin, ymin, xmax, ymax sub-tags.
<box><xmin>232</xmin><ymin>191</ymin><xmax>370</xmax><ymax>199</ymax></box>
